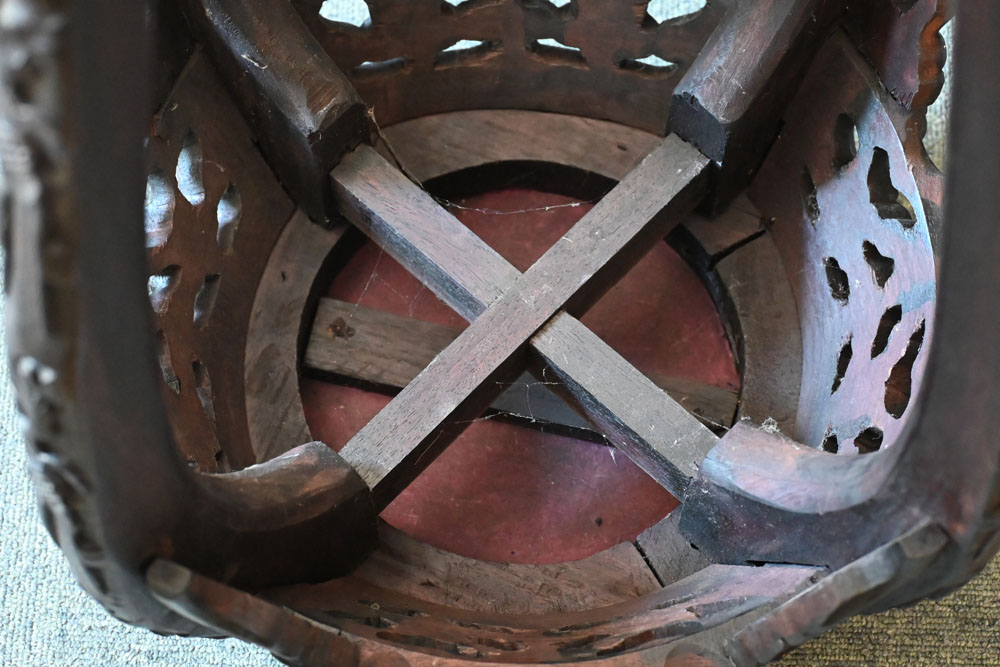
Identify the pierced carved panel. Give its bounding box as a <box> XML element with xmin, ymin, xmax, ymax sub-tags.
<box><xmin>751</xmin><ymin>35</ymin><xmax>938</xmax><ymax>455</ymax></box>
<box><xmin>292</xmin><ymin>0</ymin><xmax>729</xmax><ymax>133</ymax></box>
<box><xmin>144</xmin><ymin>51</ymin><xmax>296</xmax><ymax>471</ymax></box>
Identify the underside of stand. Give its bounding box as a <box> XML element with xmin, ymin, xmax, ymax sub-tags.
<box><xmin>10</xmin><ymin>1</ymin><xmax>1000</xmax><ymax>665</ymax></box>
<box><xmin>140</xmin><ymin>27</ymin><xmax>940</xmax><ymax>660</ymax></box>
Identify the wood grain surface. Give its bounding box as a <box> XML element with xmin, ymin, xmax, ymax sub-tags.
<box><xmin>334</xmin><ymin>137</ymin><xmax>709</xmax><ymax>506</ymax></box>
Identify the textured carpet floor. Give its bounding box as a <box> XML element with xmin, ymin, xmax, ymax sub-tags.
<box><xmin>2</xmin><ymin>4</ymin><xmax>996</xmax><ymax>666</ymax></box>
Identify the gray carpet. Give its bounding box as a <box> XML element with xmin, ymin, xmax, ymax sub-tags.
<box><xmin>2</xmin><ymin>5</ymin><xmax>988</xmax><ymax>666</ymax></box>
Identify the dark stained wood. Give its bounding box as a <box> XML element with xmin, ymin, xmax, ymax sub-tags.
<box><xmin>844</xmin><ymin>0</ymin><xmax>953</xmax><ymax>110</ymax></box>
<box><xmin>266</xmin><ymin>562</ymin><xmax>821</xmax><ymax>665</ymax></box>
<box><xmin>13</xmin><ymin>0</ymin><xmax>1000</xmax><ymax>662</ymax></box>
<box><xmin>669</xmin><ymin>0</ymin><xmax>841</xmax><ymax>209</ymax></box>
<box><xmin>147</xmin><ymin>559</ymin><xmax>361</xmax><ymax>666</ymax></box>
<box><xmin>678</xmin><ymin>421</ymin><xmax>899</xmax><ymax>569</ymax></box>
<box><xmin>1</xmin><ymin>0</ymin><xmax>201</xmax><ymax>635</ymax></box>
<box><xmin>534</xmin><ymin>312</ymin><xmax>718</xmax><ymax>497</ymax></box>
<box><xmin>186</xmin><ymin>442</ymin><xmax>377</xmax><ymax>587</ymax></box>
<box><xmin>0</xmin><ymin>9</ymin><xmax>377</xmax><ymax>630</ymax></box>
<box><xmin>335</xmin><ymin>137</ymin><xmax>710</xmax><ymax>507</ymax></box>
<box><xmin>305</xmin><ymin>298</ymin><xmax>738</xmax><ymax>433</ymax></box>
<box><xmin>291</xmin><ymin>0</ymin><xmax>726</xmax><ymax>134</ymax></box>
<box><xmin>908</xmin><ymin>0</ymin><xmax>1000</xmax><ymax>588</ymax></box>
<box><xmin>182</xmin><ymin>0</ymin><xmax>369</xmax><ymax>223</ymax></box>
<box><xmin>148</xmin><ymin>0</ymin><xmax>195</xmax><ymax>119</ymax></box>
<box><xmin>147</xmin><ymin>51</ymin><xmax>297</xmax><ymax>471</ymax></box>
<box><xmin>727</xmin><ymin>524</ymin><xmax>948</xmax><ymax>665</ymax></box>
<box><xmin>149</xmin><ymin>556</ymin><xmax>820</xmax><ymax>666</ymax></box>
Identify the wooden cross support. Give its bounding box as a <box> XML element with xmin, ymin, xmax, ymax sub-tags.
<box><xmin>150</xmin><ymin>0</ymin><xmax>846</xmax><ymax>586</ymax></box>
<box><xmin>303</xmin><ymin>298</ymin><xmax>740</xmax><ymax>438</ymax></box>
<box><xmin>333</xmin><ymin>138</ymin><xmax>716</xmax><ymax>508</ymax></box>
<box><xmin>322</xmin><ymin>0</ymin><xmax>843</xmax><ymax>512</ymax></box>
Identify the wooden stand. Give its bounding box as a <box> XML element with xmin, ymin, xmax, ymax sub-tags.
<box><xmin>4</xmin><ymin>0</ymin><xmax>996</xmax><ymax>665</ymax></box>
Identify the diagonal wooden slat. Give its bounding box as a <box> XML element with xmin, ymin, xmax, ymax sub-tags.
<box><xmin>334</xmin><ymin>136</ymin><xmax>710</xmax><ymax>507</ymax></box>
<box><xmin>333</xmin><ymin>145</ymin><xmax>517</xmax><ymax>321</ymax></box>
<box><xmin>305</xmin><ymin>298</ymin><xmax>739</xmax><ymax>434</ymax></box>
<box><xmin>533</xmin><ymin>312</ymin><xmax>719</xmax><ymax>495</ymax></box>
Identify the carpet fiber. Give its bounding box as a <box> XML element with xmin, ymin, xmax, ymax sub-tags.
<box><xmin>2</xmin><ymin>4</ymin><xmax>996</xmax><ymax>666</ymax></box>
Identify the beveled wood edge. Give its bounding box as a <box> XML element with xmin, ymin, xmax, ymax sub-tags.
<box><xmin>696</xmin><ymin>422</ymin><xmax>893</xmax><ymax>515</ymax></box>
<box><xmin>147</xmin><ymin>522</ymin><xmax>958</xmax><ymax>665</ymax></box>
<box><xmin>713</xmin><ymin>232</ymin><xmax>802</xmax><ymax>432</ymax></box>
<box><xmin>181</xmin><ymin>0</ymin><xmax>369</xmax><ymax>222</ymax></box>
<box><xmin>725</xmin><ymin>523</ymin><xmax>950</xmax><ymax>664</ymax></box>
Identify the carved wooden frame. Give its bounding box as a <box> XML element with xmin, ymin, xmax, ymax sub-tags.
<box><xmin>4</xmin><ymin>0</ymin><xmax>997</xmax><ymax>665</ymax></box>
